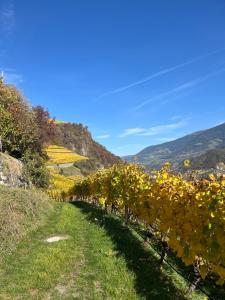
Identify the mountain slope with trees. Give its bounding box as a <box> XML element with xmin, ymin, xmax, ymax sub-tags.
<box><xmin>124</xmin><ymin>122</ymin><xmax>225</xmax><ymax>169</ymax></box>
<box><xmin>52</xmin><ymin>122</ymin><xmax>120</xmax><ymax>168</ymax></box>
<box><xmin>190</xmin><ymin>147</ymin><xmax>225</xmax><ymax>170</ymax></box>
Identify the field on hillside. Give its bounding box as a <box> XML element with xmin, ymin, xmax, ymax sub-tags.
<box><xmin>45</xmin><ymin>145</ymin><xmax>85</xmax><ymax>199</ymax></box>
<box><xmin>47</xmin><ymin>169</ymin><xmax>81</xmax><ymax>200</ymax></box>
<box><xmin>45</xmin><ymin>145</ymin><xmax>87</xmax><ymax>165</ymax></box>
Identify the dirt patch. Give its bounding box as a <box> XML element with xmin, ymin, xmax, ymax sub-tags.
<box><xmin>55</xmin><ymin>284</ymin><xmax>67</xmax><ymax>295</ymax></box>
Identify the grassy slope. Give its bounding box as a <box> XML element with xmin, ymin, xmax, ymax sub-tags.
<box><xmin>0</xmin><ymin>201</ymin><xmax>205</xmax><ymax>300</ymax></box>
<box><xmin>0</xmin><ymin>185</ymin><xmax>53</xmax><ymax>259</ymax></box>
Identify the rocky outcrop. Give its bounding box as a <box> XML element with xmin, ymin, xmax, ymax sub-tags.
<box><xmin>53</xmin><ymin>122</ymin><xmax>120</xmax><ymax>168</ymax></box>
<box><xmin>0</xmin><ymin>153</ymin><xmax>28</xmax><ymax>187</ymax></box>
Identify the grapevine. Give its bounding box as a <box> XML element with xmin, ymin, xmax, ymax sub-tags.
<box><xmin>68</xmin><ymin>163</ymin><xmax>225</xmax><ymax>287</ymax></box>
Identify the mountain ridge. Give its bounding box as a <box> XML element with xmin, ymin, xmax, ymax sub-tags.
<box><xmin>123</xmin><ymin>122</ymin><xmax>225</xmax><ymax>169</ymax></box>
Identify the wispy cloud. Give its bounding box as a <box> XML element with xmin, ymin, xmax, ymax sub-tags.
<box><xmin>119</xmin><ymin>119</ymin><xmax>188</xmax><ymax>138</ymax></box>
<box><xmin>134</xmin><ymin>67</ymin><xmax>225</xmax><ymax>110</ymax></box>
<box><xmin>119</xmin><ymin>128</ymin><xmax>145</xmax><ymax>138</ymax></box>
<box><xmin>0</xmin><ymin>67</ymin><xmax>24</xmax><ymax>85</ymax></box>
<box><xmin>171</xmin><ymin>115</ymin><xmax>182</xmax><ymax>121</ymax></box>
<box><xmin>97</xmin><ymin>134</ymin><xmax>110</xmax><ymax>139</ymax></box>
<box><xmin>214</xmin><ymin>120</ymin><xmax>225</xmax><ymax>126</ymax></box>
<box><xmin>97</xmin><ymin>48</ymin><xmax>225</xmax><ymax>99</ymax></box>
<box><xmin>0</xmin><ymin>1</ymin><xmax>15</xmax><ymax>36</ymax></box>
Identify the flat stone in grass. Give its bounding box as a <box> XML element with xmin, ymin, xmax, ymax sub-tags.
<box><xmin>55</xmin><ymin>284</ymin><xmax>67</xmax><ymax>295</ymax></box>
<box><xmin>45</xmin><ymin>235</ymin><xmax>70</xmax><ymax>243</ymax></box>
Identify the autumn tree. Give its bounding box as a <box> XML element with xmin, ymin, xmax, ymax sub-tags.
<box><xmin>0</xmin><ymin>81</ymin><xmax>49</xmax><ymax>187</ymax></box>
<box><xmin>32</xmin><ymin>105</ymin><xmax>57</xmax><ymax>147</ymax></box>
<box><xmin>0</xmin><ymin>81</ymin><xmax>40</xmax><ymax>158</ymax></box>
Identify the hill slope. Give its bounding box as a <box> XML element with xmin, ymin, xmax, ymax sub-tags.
<box><xmin>52</xmin><ymin>122</ymin><xmax>120</xmax><ymax>168</ymax></box>
<box><xmin>190</xmin><ymin>147</ymin><xmax>225</xmax><ymax>170</ymax></box>
<box><xmin>124</xmin><ymin>122</ymin><xmax>225</xmax><ymax>168</ymax></box>
<box><xmin>0</xmin><ymin>185</ymin><xmax>52</xmax><ymax>258</ymax></box>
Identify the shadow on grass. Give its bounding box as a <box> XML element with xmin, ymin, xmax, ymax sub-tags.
<box><xmin>72</xmin><ymin>201</ymin><xmax>187</xmax><ymax>300</ymax></box>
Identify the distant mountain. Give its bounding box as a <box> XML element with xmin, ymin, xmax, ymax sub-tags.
<box><xmin>123</xmin><ymin>122</ymin><xmax>225</xmax><ymax>169</ymax></box>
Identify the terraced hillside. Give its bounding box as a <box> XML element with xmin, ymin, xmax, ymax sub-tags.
<box><xmin>45</xmin><ymin>145</ymin><xmax>87</xmax><ymax>166</ymax></box>
<box><xmin>45</xmin><ymin>145</ymin><xmax>85</xmax><ymax>199</ymax></box>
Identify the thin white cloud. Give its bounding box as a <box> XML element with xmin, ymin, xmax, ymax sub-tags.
<box><xmin>171</xmin><ymin>115</ymin><xmax>182</xmax><ymax>121</ymax></box>
<box><xmin>97</xmin><ymin>134</ymin><xmax>110</xmax><ymax>139</ymax></box>
<box><xmin>214</xmin><ymin>120</ymin><xmax>225</xmax><ymax>126</ymax></box>
<box><xmin>0</xmin><ymin>1</ymin><xmax>15</xmax><ymax>36</ymax></box>
<box><xmin>134</xmin><ymin>67</ymin><xmax>225</xmax><ymax>110</ymax></box>
<box><xmin>139</xmin><ymin>120</ymin><xmax>188</xmax><ymax>136</ymax></box>
<box><xmin>97</xmin><ymin>48</ymin><xmax>225</xmax><ymax>99</ymax></box>
<box><xmin>5</xmin><ymin>72</ymin><xmax>23</xmax><ymax>85</ymax></box>
<box><xmin>119</xmin><ymin>128</ymin><xmax>146</xmax><ymax>138</ymax></box>
<box><xmin>0</xmin><ymin>68</ymin><xmax>23</xmax><ymax>85</ymax></box>
<box><xmin>119</xmin><ymin>119</ymin><xmax>188</xmax><ymax>138</ymax></box>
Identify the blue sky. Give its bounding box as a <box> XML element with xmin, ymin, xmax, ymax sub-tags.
<box><xmin>0</xmin><ymin>0</ymin><xmax>225</xmax><ymax>156</ymax></box>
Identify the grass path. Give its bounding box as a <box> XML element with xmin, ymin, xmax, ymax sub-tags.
<box><xmin>0</xmin><ymin>202</ymin><xmax>205</xmax><ymax>300</ymax></box>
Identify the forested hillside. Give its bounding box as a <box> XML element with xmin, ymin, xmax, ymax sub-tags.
<box><xmin>52</xmin><ymin>121</ymin><xmax>120</xmax><ymax>168</ymax></box>
<box><xmin>190</xmin><ymin>148</ymin><xmax>225</xmax><ymax>170</ymax></box>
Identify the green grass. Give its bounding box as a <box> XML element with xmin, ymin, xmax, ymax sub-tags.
<box><xmin>0</xmin><ymin>201</ymin><xmax>207</xmax><ymax>299</ymax></box>
<box><xmin>57</xmin><ymin>165</ymin><xmax>82</xmax><ymax>177</ymax></box>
